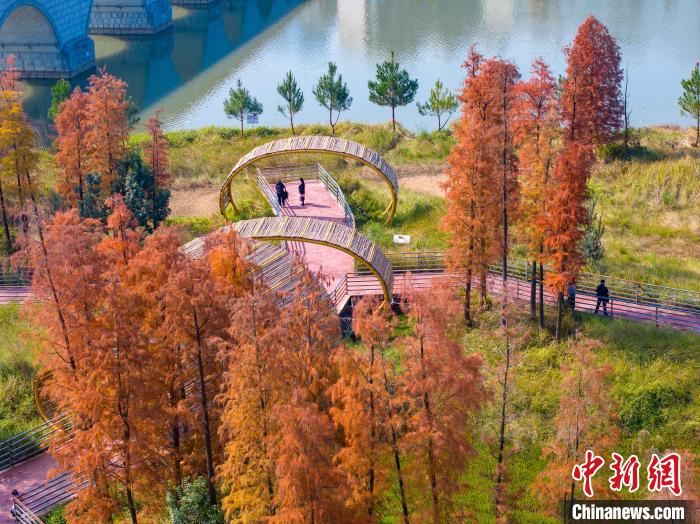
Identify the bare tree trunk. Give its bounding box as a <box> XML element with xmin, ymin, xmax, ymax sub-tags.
<box><xmin>464</xmin><ymin>272</ymin><xmax>472</xmax><ymax>324</ymax></box>
<box><xmin>538</xmin><ymin>263</ymin><xmax>545</xmax><ymax>329</ymax></box>
<box><xmin>392</xmin><ymin>106</ymin><xmax>396</xmax><ymax>133</ymax></box>
<box><xmin>530</xmin><ymin>260</ymin><xmax>537</xmax><ymax>320</ymax></box>
<box><xmin>495</xmin><ymin>333</ymin><xmax>511</xmax><ymax>491</ymax></box>
<box><xmin>419</xmin><ymin>336</ymin><xmax>440</xmax><ymax>524</ymax></box>
<box><xmin>193</xmin><ymin>309</ymin><xmax>217</xmax><ymax>506</ymax></box>
<box><xmin>0</xmin><ymin>180</ymin><xmax>12</xmax><ymax>254</ymax></box>
<box><xmin>555</xmin><ymin>292</ymin><xmax>564</xmax><ymax>342</ymax></box>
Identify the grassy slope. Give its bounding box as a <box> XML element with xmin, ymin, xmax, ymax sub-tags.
<box><xmin>0</xmin><ymin>304</ymin><xmax>41</xmax><ymax>441</ymax></box>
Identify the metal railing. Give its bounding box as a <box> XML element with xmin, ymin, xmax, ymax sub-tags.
<box><xmin>0</xmin><ymin>266</ymin><xmax>32</xmax><ymax>287</ymax></box>
<box><xmin>0</xmin><ymin>415</ymin><xmax>70</xmax><ymax>472</ymax></box>
<box><xmin>13</xmin><ymin>471</ymin><xmax>87</xmax><ymax>518</ymax></box>
<box><xmin>256</xmin><ymin>164</ymin><xmax>355</xmax><ymax>229</ymax></box>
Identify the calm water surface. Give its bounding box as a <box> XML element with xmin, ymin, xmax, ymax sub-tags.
<box><xmin>24</xmin><ymin>0</ymin><xmax>700</xmax><ymax>130</ymax></box>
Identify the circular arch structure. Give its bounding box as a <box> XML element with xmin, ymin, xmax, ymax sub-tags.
<box><xmin>220</xmin><ymin>136</ymin><xmax>399</xmax><ymax>224</ymax></box>
<box><xmin>231</xmin><ymin>216</ymin><xmax>394</xmax><ymax>304</ymax></box>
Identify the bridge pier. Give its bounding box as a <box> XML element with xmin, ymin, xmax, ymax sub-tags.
<box><xmin>0</xmin><ymin>1</ymin><xmax>95</xmax><ymax>79</ymax></box>
<box><xmin>89</xmin><ymin>0</ymin><xmax>173</xmax><ymax>35</ymax></box>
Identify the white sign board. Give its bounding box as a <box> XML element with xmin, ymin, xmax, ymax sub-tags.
<box><xmin>393</xmin><ymin>234</ymin><xmax>411</xmax><ymax>245</ymax></box>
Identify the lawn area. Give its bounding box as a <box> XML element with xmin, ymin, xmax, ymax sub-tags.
<box><xmin>0</xmin><ymin>304</ymin><xmax>41</xmax><ymax>441</ymax></box>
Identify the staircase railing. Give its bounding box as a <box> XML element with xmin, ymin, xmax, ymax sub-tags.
<box><xmin>0</xmin><ymin>415</ymin><xmax>70</xmax><ymax>472</ymax></box>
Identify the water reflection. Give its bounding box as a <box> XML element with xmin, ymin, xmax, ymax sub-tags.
<box><xmin>22</xmin><ymin>0</ymin><xmax>700</xmax><ymax>131</ymax></box>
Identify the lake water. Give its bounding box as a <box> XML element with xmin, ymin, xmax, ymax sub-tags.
<box><xmin>23</xmin><ymin>0</ymin><xmax>700</xmax><ymax>131</ymax></box>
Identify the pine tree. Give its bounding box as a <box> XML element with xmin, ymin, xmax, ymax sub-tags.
<box><xmin>368</xmin><ymin>52</ymin><xmax>418</xmax><ymax>132</ymax></box>
<box><xmin>277</xmin><ymin>71</ymin><xmax>304</xmax><ymax>135</ymax></box>
<box><xmin>678</xmin><ymin>62</ymin><xmax>700</xmax><ymax>147</ymax></box>
<box><xmin>224</xmin><ymin>79</ymin><xmax>263</xmax><ymax>139</ymax></box>
<box><xmin>313</xmin><ymin>62</ymin><xmax>352</xmax><ymax>135</ymax></box>
<box><xmin>47</xmin><ymin>79</ymin><xmax>71</xmax><ymax>121</ymax></box>
<box><xmin>55</xmin><ymin>87</ymin><xmax>90</xmax><ymax>206</ymax></box>
<box><xmin>417</xmin><ymin>79</ymin><xmax>458</xmax><ymax>131</ymax></box>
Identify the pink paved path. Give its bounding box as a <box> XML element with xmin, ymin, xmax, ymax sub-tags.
<box><xmin>0</xmin><ymin>454</ymin><xmax>57</xmax><ymax>523</ymax></box>
<box><xmin>0</xmin><ymin>288</ymin><xmax>31</xmax><ymax>306</ymax></box>
<box><xmin>271</xmin><ymin>180</ymin><xmax>355</xmax><ymax>290</ymax></box>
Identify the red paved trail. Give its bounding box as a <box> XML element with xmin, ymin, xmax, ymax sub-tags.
<box><xmin>0</xmin><ymin>454</ymin><xmax>57</xmax><ymax>523</ymax></box>
<box><xmin>270</xmin><ymin>180</ymin><xmax>355</xmax><ymax>290</ymax></box>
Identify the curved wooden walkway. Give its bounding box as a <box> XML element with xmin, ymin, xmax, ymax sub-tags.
<box><xmin>231</xmin><ymin>216</ymin><xmax>394</xmax><ymax>304</ymax></box>
<box><xmin>219</xmin><ymin>136</ymin><xmax>399</xmax><ymax>223</ymax></box>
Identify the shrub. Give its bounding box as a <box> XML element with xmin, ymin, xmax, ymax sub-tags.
<box><xmin>167</xmin><ymin>477</ymin><xmax>224</xmax><ymax>524</ymax></box>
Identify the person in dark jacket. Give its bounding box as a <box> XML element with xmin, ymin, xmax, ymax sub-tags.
<box><xmin>595</xmin><ymin>279</ymin><xmax>609</xmax><ymax>316</ymax></box>
<box><xmin>566</xmin><ymin>282</ymin><xmax>577</xmax><ymax>310</ymax></box>
<box><xmin>275</xmin><ymin>180</ymin><xmax>286</xmax><ymax>207</ymax></box>
<box><xmin>298</xmin><ymin>177</ymin><xmax>306</xmax><ymax>207</ymax></box>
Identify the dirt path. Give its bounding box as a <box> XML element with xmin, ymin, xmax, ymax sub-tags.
<box><xmin>169</xmin><ymin>184</ymin><xmax>220</xmax><ymax>218</ymax></box>
<box><xmin>400</xmin><ymin>174</ymin><xmax>447</xmax><ymax>197</ymax></box>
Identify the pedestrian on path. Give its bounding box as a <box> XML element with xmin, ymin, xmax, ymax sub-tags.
<box><xmin>594</xmin><ymin>279</ymin><xmax>609</xmax><ymax>316</ymax></box>
<box><xmin>275</xmin><ymin>180</ymin><xmax>286</xmax><ymax>207</ymax></box>
<box><xmin>299</xmin><ymin>177</ymin><xmax>306</xmax><ymax>207</ymax></box>
<box><xmin>566</xmin><ymin>281</ymin><xmax>577</xmax><ymax>310</ymax></box>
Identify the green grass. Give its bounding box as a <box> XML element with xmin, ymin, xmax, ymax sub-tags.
<box><xmin>0</xmin><ymin>304</ymin><xmax>41</xmax><ymax>441</ymax></box>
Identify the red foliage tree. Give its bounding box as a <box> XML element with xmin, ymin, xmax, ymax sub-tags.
<box><xmin>144</xmin><ymin>109</ymin><xmax>170</xmax><ymax>188</ymax></box>
<box><xmin>85</xmin><ymin>68</ymin><xmax>129</xmax><ymax>193</ymax></box>
<box><xmin>399</xmin><ymin>286</ymin><xmax>484</xmax><ymax>523</ymax></box>
<box><xmin>561</xmin><ymin>16</ymin><xmax>624</xmax><ymax>144</ymax></box>
<box><xmin>514</xmin><ymin>59</ymin><xmax>560</xmax><ymax>326</ymax></box>
<box><xmin>443</xmin><ymin>48</ymin><xmax>501</xmax><ymax>323</ymax></box>
<box><xmin>55</xmin><ymin>87</ymin><xmax>90</xmax><ymax>206</ymax></box>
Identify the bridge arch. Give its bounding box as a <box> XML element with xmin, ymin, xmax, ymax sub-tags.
<box><xmin>230</xmin><ymin>216</ymin><xmax>394</xmax><ymax>304</ymax></box>
<box><xmin>220</xmin><ymin>136</ymin><xmax>400</xmax><ymax>224</ymax></box>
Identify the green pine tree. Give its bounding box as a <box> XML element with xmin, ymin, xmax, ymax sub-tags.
<box><xmin>47</xmin><ymin>79</ymin><xmax>71</xmax><ymax>121</ymax></box>
<box><xmin>224</xmin><ymin>79</ymin><xmax>263</xmax><ymax>139</ymax></box>
<box><xmin>312</xmin><ymin>62</ymin><xmax>352</xmax><ymax>135</ymax></box>
<box><xmin>368</xmin><ymin>51</ymin><xmax>418</xmax><ymax>132</ymax></box>
<box><xmin>417</xmin><ymin>79</ymin><xmax>458</xmax><ymax>131</ymax></box>
<box><xmin>679</xmin><ymin>62</ymin><xmax>700</xmax><ymax>147</ymax></box>
<box><xmin>277</xmin><ymin>71</ymin><xmax>304</xmax><ymax>135</ymax></box>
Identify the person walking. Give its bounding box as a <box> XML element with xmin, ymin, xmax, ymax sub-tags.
<box><xmin>298</xmin><ymin>177</ymin><xmax>306</xmax><ymax>207</ymax></box>
<box><xmin>594</xmin><ymin>279</ymin><xmax>610</xmax><ymax>316</ymax></box>
<box><xmin>275</xmin><ymin>180</ymin><xmax>286</xmax><ymax>207</ymax></box>
<box><xmin>566</xmin><ymin>281</ymin><xmax>577</xmax><ymax>310</ymax></box>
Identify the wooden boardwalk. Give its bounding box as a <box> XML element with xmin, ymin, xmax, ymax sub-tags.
<box><xmin>220</xmin><ymin>136</ymin><xmax>399</xmax><ymax>223</ymax></box>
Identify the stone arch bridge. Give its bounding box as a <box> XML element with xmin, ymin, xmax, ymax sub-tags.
<box><xmin>0</xmin><ymin>0</ymin><xmax>217</xmax><ymax>78</ymax></box>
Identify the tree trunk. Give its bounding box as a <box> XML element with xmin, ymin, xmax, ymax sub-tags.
<box><xmin>0</xmin><ymin>180</ymin><xmax>13</xmax><ymax>254</ymax></box>
<box><xmin>480</xmin><ymin>270</ymin><xmax>488</xmax><ymax>310</ymax></box>
<box><xmin>695</xmin><ymin>115</ymin><xmax>699</xmax><ymax>147</ymax></box>
<box><xmin>392</xmin><ymin>106</ymin><xmax>396</xmax><ymax>133</ymax></box>
<box><xmin>367</xmin><ymin>344</ymin><xmax>376</xmax><ymax>516</ymax></box>
<box><xmin>464</xmin><ymin>270</ymin><xmax>472</xmax><ymax>324</ymax></box>
<box><xmin>193</xmin><ymin>309</ymin><xmax>217</xmax><ymax>506</ymax></box>
<box><xmin>495</xmin><ymin>335</ymin><xmax>510</xmax><ymax>489</ymax></box>
<box><xmin>24</xmin><ymin>170</ymin><xmax>75</xmax><ymax>370</ymax></box>
<box><xmin>126</xmin><ymin>485</ymin><xmax>138</xmax><ymax>524</ymax></box>
<box><xmin>437</xmin><ymin>114</ymin><xmax>442</xmax><ymax>132</ymax></box>
<box><xmin>329</xmin><ymin>109</ymin><xmax>335</xmax><ymax>135</ymax></box>
<box><xmin>290</xmin><ymin>113</ymin><xmax>295</xmax><ymax>136</ymax></box>
<box><xmin>419</xmin><ymin>336</ymin><xmax>440</xmax><ymax>524</ymax></box>
<box><xmin>13</xmin><ymin>143</ymin><xmax>28</xmax><ymax>234</ymax></box>
<box><xmin>555</xmin><ymin>292</ymin><xmax>564</xmax><ymax>342</ymax></box>
<box><xmin>530</xmin><ymin>259</ymin><xmax>537</xmax><ymax>320</ymax></box>
<box><xmin>240</xmin><ymin>115</ymin><xmax>244</xmax><ymax>139</ymax></box>
<box><xmin>391</xmin><ymin>425</ymin><xmax>410</xmax><ymax>524</ymax></box>
<box><xmin>538</xmin><ymin>263</ymin><xmax>545</xmax><ymax>329</ymax></box>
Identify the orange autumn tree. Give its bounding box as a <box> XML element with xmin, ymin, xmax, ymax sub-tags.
<box><xmin>478</xmin><ymin>58</ymin><xmax>521</xmax><ymax>328</ymax></box>
<box><xmin>514</xmin><ymin>59</ymin><xmax>560</xmax><ymax>327</ymax></box>
<box><xmin>217</xmin><ymin>288</ymin><xmax>286</xmax><ymax>522</ymax></box>
<box><xmin>534</xmin><ymin>338</ymin><xmax>618</xmax><ymax>512</ymax></box>
<box><xmin>85</xmin><ymin>68</ymin><xmax>129</xmax><ymax>193</ymax></box>
<box><xmin>55</xmin><ymin>87</ymin><xmax>90</xmax><ymax>206</ymax></box>
<box><xmin>544</xmin><ymin>17</ymin><xmax>623</xmax><ymax>340</ymax></box>
<box><xmin>269</xmin><ymin>271</ymin><xmax>351</xmax><ymax>523</ymax></box>
<box><xmin>0</xmin><ymin>57</ymin><xmax>21</xmax><ymax>251</ymax></box>
<box><xmin>144</xmin><ymin>109</ymin><xmax>170</xmax><ymax>190</ymax></box>
<box><xmin>161</xmin><ymin>229</ymin><xmax>252</xmax><ymax>506</ymax></box>
<box><xmin>561</xmin><ymin>16</ymin><xmax>624</xmax><ymax>145</ymax></box>
<box><xmin>330</xmin><ymin>298</ymin><xmax>407</xmax><ymax>522</ymax></box>
<box><xmin>399</xmin><ymin>285</ymin><xmax>484</xmax><ymax>523</ymax></box>
<box><xmin>443</xmin><ymin>48</ymin><xmax>500</xmax><ymax>323</ymax></box>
